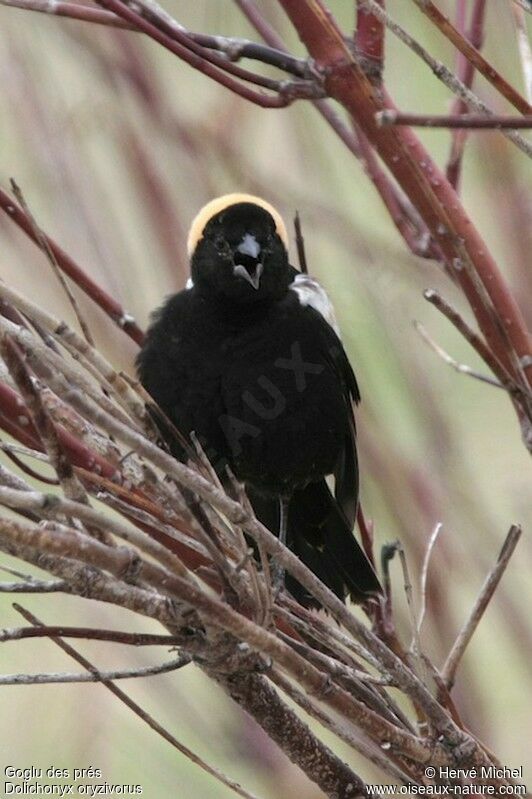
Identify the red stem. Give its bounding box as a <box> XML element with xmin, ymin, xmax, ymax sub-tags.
<box><xmin>0</xmin><ymin>187</ymin><xmax>145</xmax><ymax>346</ymax></box>
<box><xmin>355</xmin><ymin>0</ymin><xmax>385</xmax><ymax>75</ymax></box>
<box><xmin>0</xmin><ymin>380</ymin><xmax>208</xmax><ymax>570</ymax></box>
<box><xmin>237</xmin><ymin>0</ymin><xmax>435</xmax><ymax>259</ymax></box>
<box><xmin>414</xmin><ymin>0</ymin><xmax>530</xmax><ymax>116</ymax></box>
<box><xmin>95</xmin><ymin>0</ymin><xmax>291</xmax><ymax>108</ymax></box>
<box><xmin>277</xmin><ymin>0</ymin><xmax>532</xmax><ymax>393</ymax></box>
<box><xmin>446</xmin><ymin>0</ymin><xmax>488</xmax><ymax>188</ymax></box>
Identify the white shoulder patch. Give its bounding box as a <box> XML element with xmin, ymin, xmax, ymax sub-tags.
<box><xmin>290</xmin><ymin>274</ymin><xmax>341</xmax><ymax>337</ymax></box>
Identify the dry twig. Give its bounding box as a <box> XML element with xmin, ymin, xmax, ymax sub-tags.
<box><xmin>441</xmin><ymin>525</ymin><xmax>522</xmax><ymax>690</ymax></box>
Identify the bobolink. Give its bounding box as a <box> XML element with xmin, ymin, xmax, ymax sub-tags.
<box><xmin>137</xmin><ymin>194</ymin><xmax>381</xmax><ymax>606</ymax></box>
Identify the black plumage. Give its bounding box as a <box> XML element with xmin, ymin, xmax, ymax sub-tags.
<box><xmin>137</xmin><ymin>194</ymin><xmax>381</xmax><ymax>606</ymax></box>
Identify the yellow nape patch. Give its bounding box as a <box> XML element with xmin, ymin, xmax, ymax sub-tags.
<box><xmin>186</xmin><ymin>193</ymin><xmax>289</xmax><ymax>256</ymax></box>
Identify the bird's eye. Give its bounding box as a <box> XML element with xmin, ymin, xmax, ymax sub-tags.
<box><xmin>213</xmin><ymin>235</ymin><xmax>226</xmax><ymax>251</ymax></box>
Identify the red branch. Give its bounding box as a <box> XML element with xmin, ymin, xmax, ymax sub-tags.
<box><xmin>277</xmin><ymin>0</ymin><xmax>532</xmax><ymax>398</ymax></box>
<box><xmin>446</xmin><ymin>0</ymin><xmax>487</xmax><ymax>188</ymax></box>
<box><xmin>0</xmin><ymin>380</ymin><xmax>208</xmax><ymax>570</ymax></box>
<box><xmin>0</xmin><ymin>188</ymin><xmax>145</xmax><ymax>346</ymax></box>
<box><xmin>237</xmin><ymin>0</ymin><xmax>435</xmax><ymax>259</ymax></box>
<box><xmin>94</xmin><ymin>0</ymin><xmax>298</xmax><ymax>108</ymax></box>
<box><xmin>355</xmin><ymin>0</ymin><xmax>385</xmax><ymax>80</ymax></box>
<box><xmin>412</xmin><ymin>0</ymin><xmax>531</xmax><ymax>116</ymax></box>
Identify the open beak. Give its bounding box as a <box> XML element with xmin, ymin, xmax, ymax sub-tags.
<box><xmin>233</xmin><ymin>234</ymin><xmax>263</xmax><ymax>290</ymax></box>
<box><xmin>233</xmin><ymin>262</ymin><xmax>263</xmax><ymax>290</ymax></box>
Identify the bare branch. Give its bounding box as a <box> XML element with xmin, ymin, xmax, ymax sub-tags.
<box><xmin>511</xmin><ymin>1</ymin><xmax>532</xmax><ymax>103</ymax></box>
<box><xmin>0</xmin><ymin>187</ymin><xmax>144</xmax><ymax>345</ymax></box>
<box><xmin>235</xmin><ymin>0</ymin><xmax>435</xmax><ymax>260</ymax></box>
<box><xmin>293</xmin><ymin>212</ymin><xmax>309</xmax><ymax>274</ymax></box>
<box><xmin>358</xmin><ymin>0</ymin><xmax>532</xmax><ymax>158</ymax></box>
<box><xmin>441</xmin><ymin>525</ymin><xmax>522</xmax><ymax>690</ymax></box>
<box><xmin>0</xmin><ymin>0</ymin><xmax>135</xmax><ymax>26</ymax></box>
<box><xmin>0</xmin><ymin>579</ymin><xmax>69</xmax><ymax>593</ymax></box>
<box><xmin>0</xmin><ymin>656</ymin><xmax>188</xmax><ymax>685</ymax></box>
<box><xmin>10</xmin><ymin>179</ymin><xmax>94</xmax><ymax>346</ymax></box>
<box><xmin>408</xmin><ymin>0</ymin><xmax>532</xmax><ymax>115</ymax></box>
<box><xmin>0</xmin><ymin>624</ymin><xmax>181</xmax><ymax>645</ymax></box>
<box><xmin>378</xmin><ymin>111</ymin><xmax>532</xmax><ymax>129</ymax></box>
<box><xmin>417</xmin><ymin>523</ymin><xmax>443</xmax><ymax>636</ymax></box>
<box><xmin>414</xmin><ymin>321</ymin><xmax>504</xmax><ymax>389</ymax></box>
<box><xmin>355</xmin><ymin>0</ymin><xmax>385</xmax><ymax>84</ymax></box>
<box><xmin>93</xmin><ymin>0</ymin><xmax>321</xmax><ymax>108</ymax></box>
<box><xmin>422</xmin><ymin>290</ymin><xmax>532</xmax><ymax>411</ymax></box>
<box><xmin>446</xmin><ymin>0</ymin><xmax>487</xmax><ymax>189</ymax></box>
<box><xmin>13</xmin><ymin>606</ymin><xmax>260</xmax><ymax>799</ymax></box>
<box><xmin>0</xmin><ymin>0</ymin><xmax>310</xmax><ymax>80</ymax></box>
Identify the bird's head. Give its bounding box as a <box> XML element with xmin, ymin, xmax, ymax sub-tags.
<box><xmin>187</xmin><ymin>194</ymin><xmax>291</xmax><ymax>303</ymax></box>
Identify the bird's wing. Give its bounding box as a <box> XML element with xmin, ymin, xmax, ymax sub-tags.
<box><xmin>136</xmin><ymin>290</ymin><xmax>199</xmax><ymax>461</ymax></box>
<box><xmin>302</xmin><ymin>302</ymin><xmax>361</xmax><ymax>529</ymax></box>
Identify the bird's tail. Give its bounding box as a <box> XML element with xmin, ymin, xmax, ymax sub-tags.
<box><xmin>248</xmin><ymin>481</ymin><xmax>381</xmax><ymax>608</ymax></box>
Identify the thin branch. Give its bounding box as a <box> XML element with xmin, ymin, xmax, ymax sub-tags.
<box><xmin>111</xmin><ymin>0</ymin><xmax>298</xmax><ymax>93</ymax></box>
<box><xmin>0</xmin><ymin>539</ymin><xmax>179</xmax><ymax>626</ymax></box>
<box><xmin>235</xmin><ymin>0</ymin><xmax>435</xmax><ymax>259</ymax></box>
<box><xmin>355</xmin><ymin>0</ymin><xmax>385</xmax><ymax>83</ymax></box>
<box><xmin>13</xmin><ymin>606</ymin><xmax>260</xmax><ymax>799</ymax></box>
<box><xmin>0</xmin><ymin>563</ymin><xmax>39</xmax><ymax>579</ymax></box>
<box><xmin>0</xmin><ymin>186</ymin><xmax>144</xmax><ymax>346</ymax></box>
<box><xmin>396</xmin><ymin>545</ymin><xmax>421</xmax><ymax>657</ymax></box>
<box><xmin>0</xmin><ymin>0</ymin><xmax>310</xmax><ymax>79</ymax></box>
<box><xmin>0</xmin><ymin>625</ymin><xmax>181</xmax><ymax>645</ymax></box>
<box><xmin>441</xmin><ymin>525</ymin><xmax>522</xmax><ymax>690</ymax></box>
<box><xmin>446</xmin><ymin>0</ymin><xmax>487</xmax><ymax>189</ymax></box>
<box><xmin>357</xmin><ymin>505</ymin><xmax>376</xmax><ymax>568</ymax></box>
<box><xmin>0</xmin><ymin>515</ymin><xmax>455</xmax><ymax>766</ymax></box>
<box><xmin>511</xmin><ymin>1</ymin><xmax>532</xmax><ymax>103</ymax></box>
<box><xmin>0</xmin><ymin>444</ymin><xmax>59</xmax><ymax>485</ymax></box>
<box><xmin>378</xmin><ymin>111</ymin><xmax>532</xmax><ymax>128</ymax></box>
<box><xmin>422</xmin><ymin>289</ymin><xmax>532</xmax><ymax>410</ymax></box>
<box><xmin>512</xmin><ymin>0</ymin><xmax>532</xmax><ymax>14</ymax></box>
<box><xmin>0</xmin><ymin>579</ymin><xmax>69</xmax><ymax>593</ymax></box>
<box><xmin>93</xmin><ymin>0</ymin><xmax>320</xmax><ymax>108</ymax></box>
<box><xmin>408</xmin><ymin>0</ymin><xmax>532</xmax><ymax>115</ymax></box>
<box><xmin>353</xmin><ymin>121</ymin><xmax>438</xmax><ymax>258</ymax></box>
<box><xmin>0</xmin><ymin>656</ymin><xmax>188</xmax><ymax>685</ymax></box>
<box><xmin>0</xmin><ymin>0</ymin><xmax>136</xmax><ymax>26</ymax></box>
<box><xmin>1</xmin><ymin>336</ymin><xmax>92</xmax><ymax>507</ymax></box>
<box><xmin>293</xmin><ymin>212</ymin><xmax>309</xmax><ymax>274</ymax></box>
<box><xmin>417</xmin><ymin>523</ymin><xmax>443</xmax><ymax>636</ymax></box>
<box><xmin>358</xmin><ymin>0</ymin><xmax>532</xmax><ymax>158</ymax></box>
<box><xmin>10</xmin><ymin>179</ymin><xmax>94</xmax><ymax>346</ymax></box>
<box><xmin>0</xmin><ymin>484</ymin><xmax>195</xmax><ymax>578</ymax></box>
<box><xmin>414</xmin><ymin>321</ymin><xmax>504</xmax><ymax>389</ymax></box>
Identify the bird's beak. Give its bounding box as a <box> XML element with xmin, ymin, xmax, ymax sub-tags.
<box><xmin>233</xmin><ymin>263</ymin><xmax>263</xmax><ymax>290</ymax></box>
<box><xmin>233</xmin><ymin>234</ymin><xmax>263</xmax><ymax>290</ymax></box>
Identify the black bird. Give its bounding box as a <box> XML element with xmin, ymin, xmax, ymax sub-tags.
<box><xmin>137</xmin><ymin>194</ymin><xmax>381</xmax><ymax>606</ymax></box>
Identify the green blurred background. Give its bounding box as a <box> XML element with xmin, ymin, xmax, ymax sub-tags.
<box><xmin>0</xmin><ymin>1</ymin><xmax>530</xmax><ymax>796</ymax></box>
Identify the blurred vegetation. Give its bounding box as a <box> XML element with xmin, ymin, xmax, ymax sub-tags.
<box><xmin>0</xmin><ymin>1</ymin><xmax>530</xmax><ymax>796</ymax></box>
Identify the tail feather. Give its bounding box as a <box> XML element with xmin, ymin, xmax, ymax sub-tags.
<box><xmin>248</xmin><ymin>481</ymin><xmax>381</xmax><ymax>608</ymax></box>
